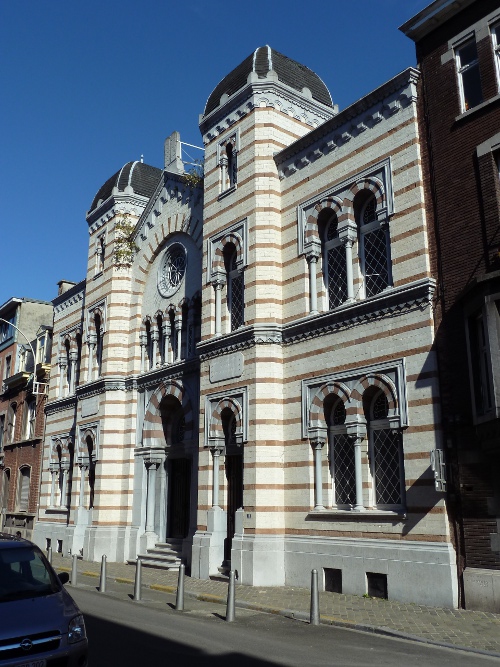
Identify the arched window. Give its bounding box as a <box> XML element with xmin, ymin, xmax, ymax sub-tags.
<box><xmin>23</xmin><ymin>398</ymin><xmax>36</xmax><ymax>440</ymax></box>
<box><xmin>320</xmin><ymin>210</ymin><xmax>347</xmax><ymax>310</ymax></box>
<box><xmin>95</xmin><ymin>313</ymin><xmax>103</xmax><ymax>377</ymax></box>
<box><xmin>75</xmin><ymin>332</ymin><xmax>82</xmax><ymax>387</ymax></box>
<box><xmin>64</xmin><ymin>339</ymin><xmax>71</xmax><ymax>395</ymax></box>
<box><xmin>358</xmin><ymin>194</ymin><xmax>391</xmax><ymax>298</ymax></box>
<box><xmin>17</xmin><ymin>466</ymin><xmax>31</xmax><ymax>512</ymax></box>
<box><xmin>365</xmin><ymin>388</ymin><xmax>403</xmax><ymax>508</ymax></box>
<box><xmin>224</xmin><ymin>243</ymin><xmax>244</xmax><ymax>332</ymax></box>
<box><xmin>1</xmin><ymin>469</ymin><xmax>11</xmax><ymax>512</ymax></box>
<box><xmin>6</xmin><ymin>403</ymin><xmax>16</xmax><ymax>445</ymax></box>
<box><xmin>327</xmin><ymin>397</ymin><xmax>355</xmax><ymax>507</ymax></box>
<box><xmin>226</xmin><ymin>143</ymin><xmax>237</xmax><ymax>189</ymax></box>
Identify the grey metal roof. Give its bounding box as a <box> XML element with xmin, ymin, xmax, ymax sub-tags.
<box><xmin>89</xmin><ymin>161</ymin><xmax>162</xmax><ymax>212</ymax></box>
<box><xmin>204</xmin><ymin>46</ymin><xmax>333</xmax><ymax>116</ymax></box>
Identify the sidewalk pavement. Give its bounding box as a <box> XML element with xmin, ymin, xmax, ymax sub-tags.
<box><xmin>51</xmin><ymin>553</ymin><xmax>500</xmax><ymax>659</ymax></box>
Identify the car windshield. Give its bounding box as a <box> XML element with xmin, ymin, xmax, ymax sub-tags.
<box><xmin>0</xmin><ymin>546</ymin><xmax>61</xmax><ymax>602</ymax></box>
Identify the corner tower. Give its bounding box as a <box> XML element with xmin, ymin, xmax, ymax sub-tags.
<box><xmin>194</xmin><ymin>47</ymin><xmax>336</xmax><ymax>580</ymax></box>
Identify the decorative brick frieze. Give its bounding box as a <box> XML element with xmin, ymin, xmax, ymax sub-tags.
<box><xmin>276</xmin><ymin>69</ymin><xmax>419</xmax><ymax>180</ymax></box>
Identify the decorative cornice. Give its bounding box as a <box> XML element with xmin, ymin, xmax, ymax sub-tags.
<box><xmin>75</xmin><ymin>376</ymin><xmax>138</xmax><ymax>399</ymax></box>
<box><xmin>200</xmin><ymin>79</ymin><xmax>336</xmax><ymax>143</ymax></box>
<box><xmin>136</xmin><ymin>358</ymin><xmax>200</xmax><ymax>390</ymax></box>
<box><xmin>53</xmin><ymin>282</ymin><xmax>85</xmax><ymax>314</ymax></box>
<box><xmin>45</xmin><ymin>395</ymin><xmax>78</xmax><ymax>415</ymax></box>
<box><xmin>86</xmin><ymin>193</ymin><xmax>150</xmax><ymax>231</ymax></box>
<box><xmin>198</xmin><ymin>279</ymin><xmax>434</xmax><ymax>359</ymax></box>
<box><xmin>284</xmin><ymin>278</ymin><xmax>435</xmax><ymax>345</ymax></box>
<box><xmin>198</xmin><ymin>324</ymin><xmax>283</xmax><ymax>361</ymax></box>
<box><xmin>275</xmin><ymin>68</ymin><xmax>419</xmax><ymax>179</ymax></box>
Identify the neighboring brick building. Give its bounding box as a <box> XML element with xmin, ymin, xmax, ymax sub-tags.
<box><xmin>34</xmin><ymin>45</ymin><xmax>457</xmax><ymax>607</ymax></box>
<box><xmin>401</xmin><ymin>0</ymin><xmax>500</xmax><ymax>611</ymax></box>
<box><xmin>0</xmin><ymin>297</ymin><xmax>52</xmax><ymax>539</ymax></box>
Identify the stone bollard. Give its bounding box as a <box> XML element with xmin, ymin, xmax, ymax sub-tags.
<box><xmin>225</xmin><ymin>570</ymin><xmax>235</xmax><ymax>622</ymax></box>
<box><xmin>310</xmin><ymin>568</ymin><xmax>319</xmax><ymax>625</ymax></box>
<box><xmin>99</xmin><ymin>555</ymin><xmax>107</xmax><ymax>593</ymax></box>
<box><xmin>46</xmin><ymin>546</ymin><xmax>52</xmax><ymax>565</ymax></box>
<box><xmin>175</xmin><ymin>564</ymin><xmax>185</xmax><ymax>611</ymax></box>
<box><xmin>70</xmin><ymin>553</ymin><xmax>78</xmax><ymax>587</ymax></box>
<box><xmin>133</xmin><ymin>558</ymin><xmax>142</xmax><ymax>601</ymax></box>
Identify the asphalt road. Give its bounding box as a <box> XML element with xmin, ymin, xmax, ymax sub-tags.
<box><xmin>70</xmin><ymin>586</ymin><xmax>499</xmax><ymax>667</ymax></box>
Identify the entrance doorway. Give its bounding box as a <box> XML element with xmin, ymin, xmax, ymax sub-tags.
<box><xmin>224</xmin><ymin>453</ymin><xmax>243</xmax><ymax>563</ymax></box>
<box><xmin>168</xmin><ymin>458</ymin><xmax>191</xmax><ymax>539</ymax></box>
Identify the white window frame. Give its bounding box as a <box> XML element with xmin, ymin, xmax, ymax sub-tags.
<box><xmin>217</xmin><ymin>130</ymin><xmax>239</xmax><ymax>197</ymax></box>
<box><xmin>16</xmin><ymin>465</ymin><xmax>31</xmax><ymax>512</ymax></box>
<box><xmin>455</xmin><ymin>37</ymin><xmax>482</xmax><ymax>113</ymax></box>
<box><xmin>322</xmin><ymin>214</ymin><xmax>348</xmax><ymax>310</ymax></box>
<box><xmin>95</xmin><ymin>231</ymin><xmax>106</xmax><ymax>276</ymax></box>
<box><xmin>226</xmin><ymin>247</ymin><xmax>244</xmax><ymax>333</ymax></box>
<box><xmin>491</xmin><ymin>22</ymin><xmax>500</xmax><ymax>92</ymax></box>
<box><xmin>368</xmin><ymin>423</ymin><xmax>405</xmax><ymax>511</ymax></box>
<box><xmin>358</xmin><ymin>196</ymin><xmax>391</xmax><ymax>299</ymax></box>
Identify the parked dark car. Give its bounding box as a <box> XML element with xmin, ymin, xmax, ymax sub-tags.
<box><xmin>0</xmin><ymin>533</ymin><xmax>88</xmax><ymax>666</ymax></box>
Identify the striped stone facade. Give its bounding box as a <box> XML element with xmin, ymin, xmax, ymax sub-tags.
<box><xmin>34</xmin><ymin>48</ymin><xmax>457</xmax><ymax>607</ymax></box>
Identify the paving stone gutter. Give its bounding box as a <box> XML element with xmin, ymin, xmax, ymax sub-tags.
<box><xmin>51</xmin><ymin>554</ymin><xmax>500</xmax><ymax>659</ymax></box>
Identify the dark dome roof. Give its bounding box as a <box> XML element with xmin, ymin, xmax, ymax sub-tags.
<box><xmin>204</xmin><ymin>46</ymin><xmax>333</xmax><ymax>116</ymax></box>
<box><xmin>90</xmin><ymin>161</ymin><xmax>162</xmax><ymax>212</ymax></box>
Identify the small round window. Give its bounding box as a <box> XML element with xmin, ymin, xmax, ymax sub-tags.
<box><xmin>158</xmin><ymin>243</ymin><xmax>187</xmax><ymax>297</ymax></box>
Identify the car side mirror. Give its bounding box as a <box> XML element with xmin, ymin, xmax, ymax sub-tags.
<box><xmin>58</xmin><ymin>571</ymin><xmax>70</xmax><ymax>585</ymax></box>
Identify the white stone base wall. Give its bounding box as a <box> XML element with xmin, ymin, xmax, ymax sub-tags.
<box><xmin>463</xmin><ymin>568</ymin><xmax>500</xmax><ymax>613</ymax></box>
<box><xmin>228</xmin><ymin>534</ymin><xmax>458</xmax><ymax>608</ymax></box>
<box><xmin>33</xmin><ymin>522</ymin><xmax>139</xmax><ymax>564</ymax></box>
<box><xmin>32</xmin><ymin>522</ymin><xmax>76</xmax><ymax>557</ymax></box>
<box><xmin>85</xmin><ymin>525</ymin><xmax>139</xmax><ymax>563</ymax></box>
<box><xmin>191</xmin><ymin>507</ymin><xmax>227</xmax><ymax>579</ymax></box>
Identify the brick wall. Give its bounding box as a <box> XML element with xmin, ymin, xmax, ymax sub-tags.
<box><xmin>416</xmin><ymin>0</ymin><xmax>500</xmax><ymax>572</ymax></box>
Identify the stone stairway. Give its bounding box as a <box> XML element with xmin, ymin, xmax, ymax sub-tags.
<box><xmin>133</xmin><ymin>539</ymin><xmax>184</xmax><ymax>571</ymax></box>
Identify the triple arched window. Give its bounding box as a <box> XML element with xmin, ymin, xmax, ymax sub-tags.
<box><xmin>318</xmin><ymin>193</ymin><xmax>391</xmax><ymax>310</ymax></box>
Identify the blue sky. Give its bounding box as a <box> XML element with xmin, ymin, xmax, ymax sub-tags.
<box><xmin>0</xmin><ymin>0</ymin><xmax>429</xmax><ymax>307</ymax></box>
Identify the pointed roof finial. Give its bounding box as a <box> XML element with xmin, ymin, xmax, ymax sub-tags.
<box><xmin>140</xmin><ymin>154</ymin><xmax>144</xmax><ymax>163</ymax></box>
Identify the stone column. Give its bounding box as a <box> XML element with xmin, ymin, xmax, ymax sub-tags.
<box><xmin>307</xmin><ymin>251</ymin><xmax>320</xmax><ymax>314</ymax></box>
<box><xmin>49</xmin><ymin>468</ymin><xmax>57</xmax><ymax>507</ymax></box>
<box><xmin>139</xmin><ymin>332</ymin><xmax>147</xmax><ymax>372</ymax></box>
<box><xmin>211</xmin><ymin>447</ymin><xmax>223</xmax><ymax>508</ymax></box>
<box><xmin>220</xmin><ymin>154</ymin><xmax>228</xmax><ymax>191</ymax></box>
<box><xmin>351</xmin><ymin>436</ymin><xmax>365</xmax><ymax>511</ymax></box>
<box><xmin>69</xmin><ymin>351</ymin><xmax>78</xmax><ymax>394</ymax></box>
<box><xmin>60</xmin><ymin>462</ymin><xmax>70</xmax><ymax>508</ymax></box>
<box><xmin>187</xmin><ymin>307</ymin><xmax>195</xmax><ymax>358</ymax></box>
<box><xmin>151</xmin><ymin>328</ymin><xmax>159</xmax><ymax>368</ymax></box>
<box><xmin>164</xmin><ymin>322</ymin><xmax>172</xmax><ymax>364</ymax></box>
<box><xmin>343</xmin><ymin>238</ymin><xmax>354</xmax><ymax>302</ymax></box>
<box><xmin>87</xmin><ymin>334</ymin><xmax>96</xmax><ymax>382</ymax></box>
<box><xmin>78</xmin><ymin>464</ymin><xmax>88</xmax><ymax>508</ymax></box>
<box><xmin>174</xmin><ymin>314</ymin><xmax>182</xmax><ymax>362</ymax></box>
<box><xmin>58</xmin><ymin>358</ymin><xmax>67</xmax><ymax>398</ymax></box>
<box><xmin>311</xmin><ymin>438</ymin><xmax>325</xmax><ymax>510</ymax></box>
<box><xmin>161</xmin><ymin>323</ymin><xmax>169</xmax><ymax>365</ymax></box>
<box><xmin>145</xmin><ymin>460</ymin><xmax>160</xmax><ymax>532</ymax></box>
<box><xmin>213</xmin><ymin>278</ymin><xmax>225</xmax><ymax>337</ymax></box>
